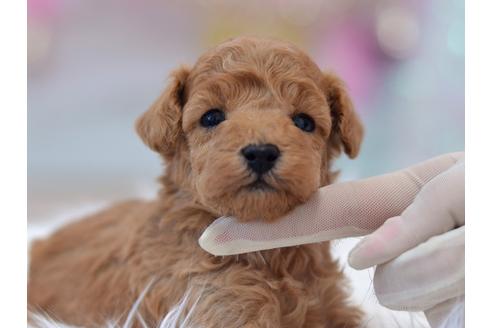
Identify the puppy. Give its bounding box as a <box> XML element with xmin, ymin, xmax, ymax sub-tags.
<box><xmin>28</xmin><ymin>37</ymin><xmax>364</xmax><ymax>327</ymax></box>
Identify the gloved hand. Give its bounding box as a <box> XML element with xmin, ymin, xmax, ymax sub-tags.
<box><xmin>349</xmin><ymin>155</ymin><xmax>464</xmax><ymax>328</ymax></box>
<box><xmin>199</xmin><ymin>152</ymin><xmax>464</xmax><ymax>327</ymax></box>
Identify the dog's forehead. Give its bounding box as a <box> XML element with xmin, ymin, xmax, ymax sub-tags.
<box><xmin>188</xmin><ymin>37</ymin><xmax>323</xmax><ymax>88</ymax></box>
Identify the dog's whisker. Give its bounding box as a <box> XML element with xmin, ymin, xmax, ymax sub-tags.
<box><xmin>257</xmin><ymin>251</ymin><xmax>267</xmax><ymax>265</ymax></box>
<box><xmin>136</xmin><ymin>312</ymin><xmax>149</xmax><ymax>328</ymax></box>
<box><xmin>122</xmin><ymin>277</ymin><xmax>155</xmax><ymax>328</ymax></box>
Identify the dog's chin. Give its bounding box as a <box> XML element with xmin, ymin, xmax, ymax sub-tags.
<box><xmin>243</xmin><ymin>178</ymin><xmax>276</xmax><ymax>192</ymax></box>
<box><xmin>200</xmin><ymin>179</ymin><xmax>315</xmax><ymax>222</ymax></box>
<box><xmin>196</xmin><ymin>163</ymin><xmax>321</xmax><ymax>222</ymax></box>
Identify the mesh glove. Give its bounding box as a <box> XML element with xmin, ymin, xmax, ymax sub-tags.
<box><xmin>199</xmin><ymin>152</ymin><xmax>464</xmax><ymax>327</ymax></box>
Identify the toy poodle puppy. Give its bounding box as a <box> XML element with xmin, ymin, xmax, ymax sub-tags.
<box><xmin>28</xmin><ymin>36</ymin><xmax>364</xmax><ymax>327</ymax></box>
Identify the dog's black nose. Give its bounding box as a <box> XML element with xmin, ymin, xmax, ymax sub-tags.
<box><xmin>241</xmin><ymin>144</ymin><xmax>280</xmax><ymax>175</ymax></box>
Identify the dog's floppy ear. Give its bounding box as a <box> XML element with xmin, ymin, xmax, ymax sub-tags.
<box><xmin>136</xmin><ymin>66</ymin><xmax>190</xmax><ymax>157</ymax></box>
<box><xmin>321</xmin><ymin>72</ymin><xmax>364</xmax><ymax>158</ymax></box>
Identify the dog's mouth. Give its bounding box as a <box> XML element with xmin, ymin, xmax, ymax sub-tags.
<box><xmin>244</xmin><ymin>178</ymin><xmax>276</xmax><ymax>192</ymax></box>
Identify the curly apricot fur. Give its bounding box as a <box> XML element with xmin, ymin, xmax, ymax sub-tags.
<box><xmin>29</xmin><ymin>37</ymin><xmax>364</xmax><ymax>327</ymax></box>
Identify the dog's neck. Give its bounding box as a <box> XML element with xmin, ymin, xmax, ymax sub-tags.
<box><xmin>157</xmin><ymin>170</ymin><xmax>217</xmax><ymax>235</ymax></box>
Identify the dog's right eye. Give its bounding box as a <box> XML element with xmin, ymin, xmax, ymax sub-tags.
<box><xmin>200</xmin><ymin>109</ymin><xmax>226</xmax><ymax>128</ymax></box>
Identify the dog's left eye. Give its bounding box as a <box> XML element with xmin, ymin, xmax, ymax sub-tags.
<box><xmin>292</xmin><ymin>113</ymin><xmax>315</xmax><ymax>132</ymax></box>
<box><xmin>200</xmin><ymin>109</ymin><xmax>226</xmax><ymax>128</ymax></box>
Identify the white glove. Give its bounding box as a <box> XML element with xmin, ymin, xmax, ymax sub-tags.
<box><xmin>199</xmin><ymin>152</ymin><xmax>464</xmax><ymax>327</ymax></box>
<box><xmin>349</xmin><ymin>158</ymin><xmax>464</xmax><ymax>327</ymax></box>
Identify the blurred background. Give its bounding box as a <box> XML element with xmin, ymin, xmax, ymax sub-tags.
<box><xmin>28</xmin><ymin>0</ymin><xmax>464</xmax><ymax>224</ymax></box>
<box><xmin>27</xmin><ymin>1</ymin><xmax>463</xmax><ymax>325</ymax></box>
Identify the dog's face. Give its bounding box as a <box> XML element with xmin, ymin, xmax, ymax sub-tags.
<box><xmin>137</xmin><ymin>37</ymin><xmax>363</xmax><ymax>221</ymax></box>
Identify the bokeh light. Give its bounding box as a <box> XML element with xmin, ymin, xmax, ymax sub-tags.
<box><xmin>376</xmin><ymin>5</ymin><xmax>420</xmax><ymax>59</ymax></box>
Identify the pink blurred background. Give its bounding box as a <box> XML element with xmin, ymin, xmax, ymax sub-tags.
<box><xmin>28</xmin><ymin>0</ymin><xmax>464</xmax><ymax>223</ymax></box>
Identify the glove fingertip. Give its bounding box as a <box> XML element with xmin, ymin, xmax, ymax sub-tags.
<box><xmin>347</xmin><ymin>249</ymin><xmax>371</xmax><ymax>270</ymax></box>
<box><xmin>198</xmin><ymin>227</ymin><xmax>222</xmax><ymax>256</ymax></box>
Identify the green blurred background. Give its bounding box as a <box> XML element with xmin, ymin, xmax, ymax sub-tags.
<box><xmin>28</xmin><ymin>0</ymin><xmax>464</xmax><ymax>223</ymax></box>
